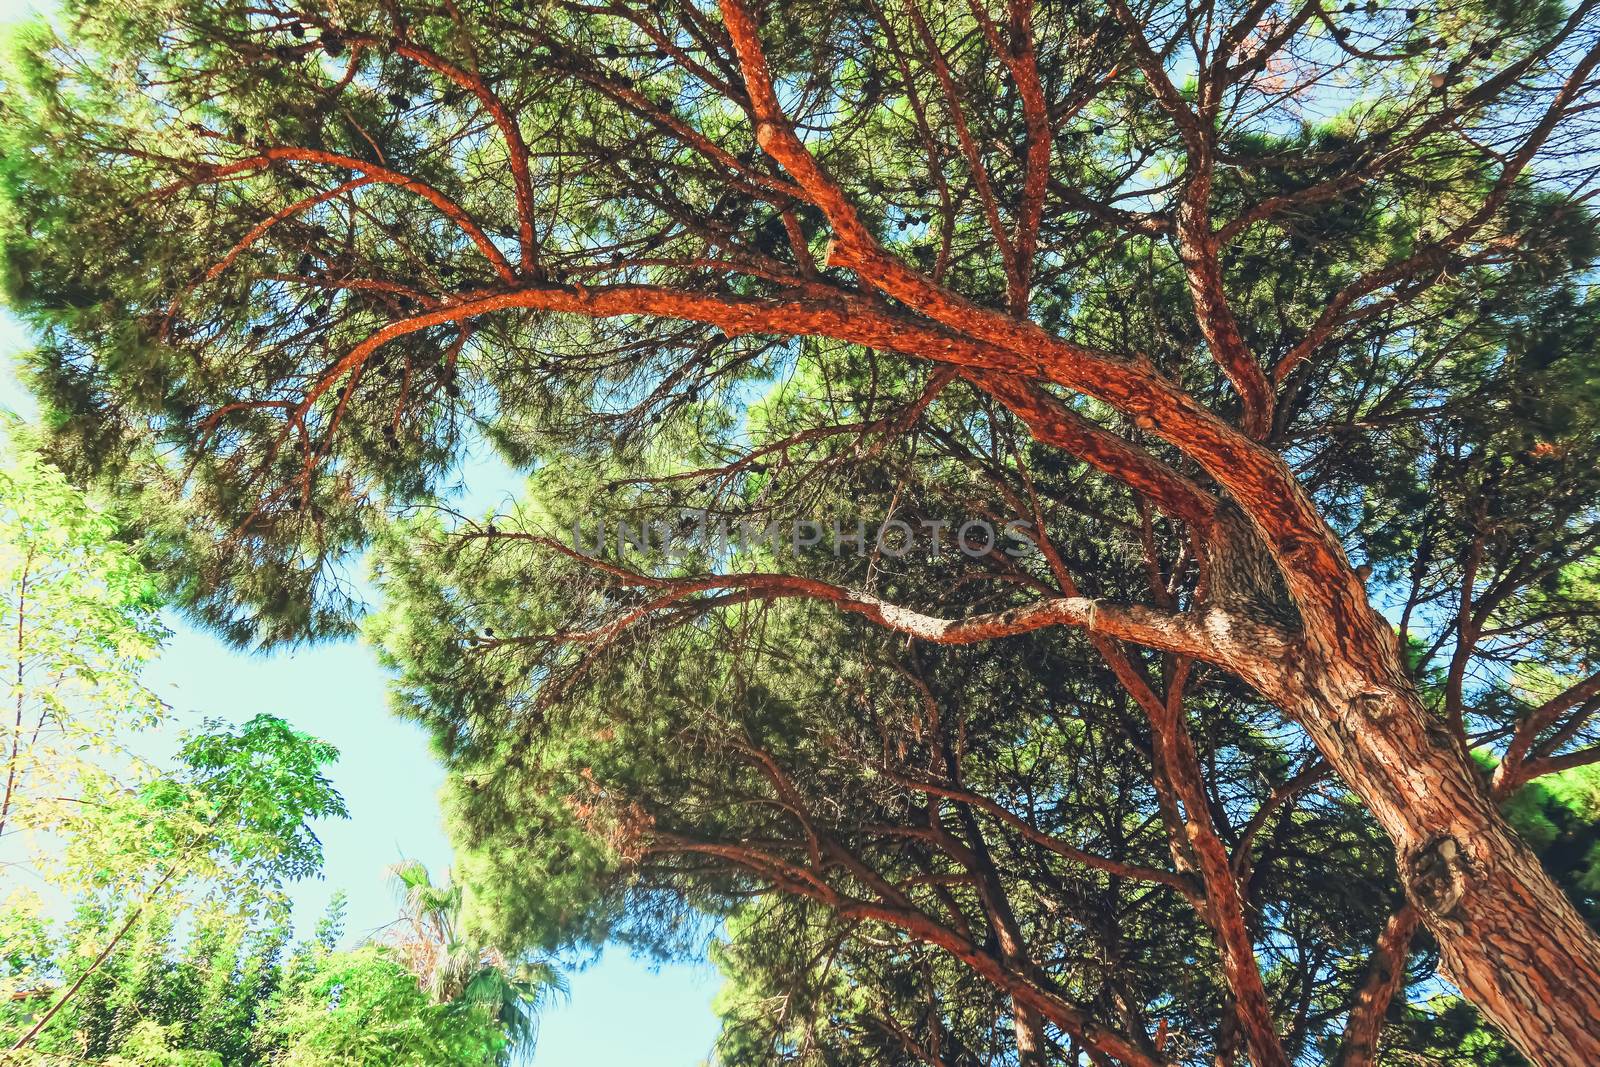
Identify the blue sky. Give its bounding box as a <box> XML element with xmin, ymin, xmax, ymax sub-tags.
<box><xmin>0</xmin><ymin>0</ymin><xmax>724</xmax><ymax>1043</ymax></box>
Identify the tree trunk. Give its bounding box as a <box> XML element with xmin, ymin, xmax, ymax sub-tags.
<box><xmin>1270</xmin><ymin>657</ymin><xmax>1600</xmax><ymax>1065</ymax></box>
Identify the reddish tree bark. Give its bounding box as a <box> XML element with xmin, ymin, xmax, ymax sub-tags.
<box><xmin>1338</xmin><ymin>906</ymin><xmax>1419</xmax><ymax>1067</ymax></box>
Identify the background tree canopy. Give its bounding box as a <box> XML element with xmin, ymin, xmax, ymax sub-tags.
<box><xmin>4</xmin><ymin>0</ymin><xmax>1600</xmax><ymax>1063</ymax></box>
<box><xmin>1</xmin><ymin>434</ymin><xmax>555</xmax><ymax>1065</ymax></box>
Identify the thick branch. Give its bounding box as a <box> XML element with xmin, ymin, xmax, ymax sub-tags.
<box><xmin>1336</xmin><ymin>906</ymin><xmax>1420</xmax><ymax>1067</ymax></box>
<box><xmin>967</xmin><ymin>370</ymin><xmax>1219</xmax><ymax>529</ymax></box>
<box><xmin>1493</xmin><ymin>670</ymin><xmax>1600</xmax><ymax>798</ymax></box>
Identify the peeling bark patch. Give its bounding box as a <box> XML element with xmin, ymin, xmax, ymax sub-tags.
<box><xmin>1409</xmin><ymin>836</ymin><xmax>1469</xmax><ymax>920</ymax></box>
<box><xmin>1353</xmin><ymin>689</ymin><xmax>1396</xmax><ymax>722</ymax></box>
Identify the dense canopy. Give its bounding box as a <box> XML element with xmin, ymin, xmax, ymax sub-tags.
<box><xmin>5</xmin><ymin>0</ymin><xmax>1600</xmax><ymax>1063</ymax></box>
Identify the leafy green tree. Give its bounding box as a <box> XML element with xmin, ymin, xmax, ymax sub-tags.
<box><xmin>7</xmin><ymin>0</ymin><xmax>1600</xmax><ymax>1063</ymax></box>
<box><xmin>260</xmin><ymin>876</ymin><xmax>557</xmax><ymax>1067</ymax></box>
<box><xmin>267</xmin><ymin>945</ymin><xmax>508</xmax><ymax>1067</ymax></box>
<box><xmin>0</xmin><ymin>693</ymin><xmax>544</xmax><ymax>1067</ymax></box>
<box><xmin>19</xmin><ymin>896</ymin><xmax>294</xmax><ymax>1067</ymax></box>
<box><xmin>381</xmin><ymin>861</ymin><xmax>562</xmax><ymax>1066</ymax></box>
<box><xmin>5</xmin><ymin>713</ymin><xmax>348</xmax><ymax>1056</ymax></box>
<box><xmin>1</xmin><ymin>432</ymin><xmax>166</xmax><ymax>884</ymax></box>
<box><xmin>0</xmin><ymin>435</ymin><xmax>546</xmax><ymax>1067</ymax></box>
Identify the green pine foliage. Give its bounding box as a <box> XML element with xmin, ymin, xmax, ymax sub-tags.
<box><xmin>4</xmin><ymin>0</ymin><xmax>1600</xmax><ymax>1062</ymax></box>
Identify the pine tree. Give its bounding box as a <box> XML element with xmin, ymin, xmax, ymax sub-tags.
<box><xmin>5</xmin><ymin>0</ymin><xmax>1600</xmax><ymax>1061</ymax></box>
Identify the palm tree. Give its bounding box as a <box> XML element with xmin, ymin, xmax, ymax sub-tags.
<box><xmin>382</xmin><ymin>860</ymin><xmax>565</xmax><ymax>1064</ymax></box>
